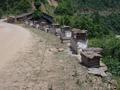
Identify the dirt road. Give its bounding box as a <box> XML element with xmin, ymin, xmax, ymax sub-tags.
<box><xmin>0</xmin><ymin>22</ymin><xmax>31</xmax><ymax>69</ymax></box>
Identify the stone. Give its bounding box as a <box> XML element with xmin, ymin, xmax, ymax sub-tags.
<box><xmin>57</xmin><ymin>48</ymin><xmax>64</xmax><ymax>52</ymax></box>
<box><xmin>49</xmin><ymin>48</ymin><xmax>57</xmax><ymax>52</ymax></box>
<box><xmin>88</xmin><ymin>68</ymin><xmax>107</xmax><ymax>77</ymax></box>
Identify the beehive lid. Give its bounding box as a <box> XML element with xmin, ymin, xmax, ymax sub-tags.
<box><xmin>72</xmin><ymin>28</ymin><xmax>87</xmax><ymax>33</ymax></box>
<box><xmin>81</xmin><ymin>51</ymin><xmax>102</xmax><ymax>59</ymax></box>
<box><xmin>83</xmin><ymin>48</ymin><xmax>103</xmax><ymax>54</ymax></box>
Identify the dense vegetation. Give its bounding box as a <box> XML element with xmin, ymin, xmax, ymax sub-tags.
<box><xmin>54</xmin><ymin>0</ymin><xmax>120</xmax><ymax>76</ymax></box>
<box><xmin>0</xmin><ymin>0</ymin><xmax>32</xmax><ymax>15</ymax></box>
<box><xmin>0</xmin><ymin>0</ymin><xmax>48</xmax><ymax>17</ymax></box>
<box><xmin>55</xmin><ymin>0</ymin><xmax>120</xmax><ymax>15</ymax></box>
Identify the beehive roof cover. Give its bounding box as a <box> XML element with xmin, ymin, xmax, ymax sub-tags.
<box><xmin>72</xmin><ymin>28</ymin><xmax>87</xmax><ymax>33</ymax></box>
<box><xmin>72</xmin><ymin>28</ymin><xmax>80</xmax><ymax>32</ymax></box>
<box><xmin>83</xmin><ymin>48</ymin><xmax>103</xmax><ymax>53</ymax></box>
<box><xmin>81</xmin><ymin>51</ymin><xmax>102</xmax><ymax>59</ymax></box>
<box><xmin>15</xmin><ymin>12</ymin><xmax>33</xmax><ymax>19</ymax></box>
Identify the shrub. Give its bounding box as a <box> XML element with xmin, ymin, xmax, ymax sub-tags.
<box><xmin>0</xmin><ymin>9</ymin><xmax>3</xmax><ymax>19</ymax></box>
<box><xmin>32</xmin><ymin>10</ymin><xmax>42</xmax><ymax>20</ymax></box>
<box><xmin>34</xmin><ymin>0</ymin><xmax>41</xmax><ymax>9</ymax></box>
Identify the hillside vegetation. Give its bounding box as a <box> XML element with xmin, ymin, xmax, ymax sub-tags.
<box><xmin>0</xmin><ymin>0</ymin><xmax>31</xmax><ymax>16</ymax></box>
<box><xmin>54</xmin><ymin>0</ymin><xmax>120</xmax><ymax>78</ymax></box>
<box><xmin>0</xmin><ymin>0</ymin><xmax>48</xmax><ymax>17</ymax></box>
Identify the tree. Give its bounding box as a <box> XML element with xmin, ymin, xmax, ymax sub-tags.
<box><xmin>34</xmin><ymin>0</ymin><xmax>41</xmax><ymax>9</ymax></box>
<box><xmin>0</xmin><ymin>9</ymin><xmax>3</xmax><ymax>19</ymax></box>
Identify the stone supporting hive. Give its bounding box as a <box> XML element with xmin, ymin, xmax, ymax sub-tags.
<box><xmin>70</xmin><ymin>29</ymin><xmax>88</xmax><ymax>54</ymax></box>
<box><xmin>81</xmin><ymin>51</ymin><xmax>102</xmax><ymax>68</ymax></box>
<box><xmin>60</xmin><ymin>26</ymin><xmax>72</xmax><ymax>43</ymax></box>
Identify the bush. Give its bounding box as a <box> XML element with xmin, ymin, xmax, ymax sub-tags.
<box><xmin>0</xmin><ymin>9</ymin><xmax>3</xmax><ymax>19</ymax></box>
<box><xmin>55</xmin><ymin>0</ymin><xmax>120</xmax><ymax>13</ymax></box>
<box><xmin>33</xmin><ymin>10</ymin><xmax>42</xmax><ymax>20</ymax></box>
<box><xmin>15</xmin><ymin>0</ymin><xmax>31</xmax><ymax>14</ymax></box>
<box><xmin>34</xmin><ymin>0</ymin><xmax>41</xmax><ymax>9</ymax></box>
<box><xmin>54</xmin><ymin>0</ymin><xmax>74</xmax><ymax>15</ymax></box>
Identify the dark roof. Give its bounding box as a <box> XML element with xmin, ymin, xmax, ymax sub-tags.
<box><xmin>42</xmin><ymin>13</ymin><xmax>53</xmax><ymax>23</ymax></box>
<box><xmin>14</xmin><ymin>11</ymin><xmax>53</xmax><ymax>24</ymax></box>
<box><xmin>15</xmin><ymin>11</ymin><xmax>34</xmax><ymax>19</ymax></box>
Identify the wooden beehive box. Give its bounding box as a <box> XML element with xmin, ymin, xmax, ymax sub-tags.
<box><xmin>81</xmin><ymin>51</ymin><xmax>102</xmax><ymax>68</ymax></box>
<box><xmin>60</xmin><ymin>26</ymin><xmax>72</xmax><ymax>43</ymax></box>
<box><xmin>70</xmin><ymin>29</ymin><xmax>88</xmax><ymax>54</ymax></box>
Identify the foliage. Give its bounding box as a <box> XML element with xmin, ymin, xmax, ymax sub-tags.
<box><xmin>15</xmin><ymin>0</ymin><xmax>31</xmax><ymax>14</ymax></box>
<box><xmin>103</xmin><ymin>13</ymin><xmax>120</xmax><ymax>34</ymax></box>
<box><xmin>55</xmin><ymin>0</ymin><xmax>120</xmax><ymax>15</ymax></box>
<box><xmin>0</xmin><ymin>0</ymin><xmax>48</xmax><ymax>15</ymax></box>
<box><xmin>34</xmin><ymin>0</ymin><xmax>41</xmax><ymax>9</ymax></box>
<box><xmin>33</xmin><ymin>9</ymin><xmax>42</xmax><ymax>20</ymax></box>
<box><xmin>0</xmin><ymin>0</ymin><xmax>32</xmax><ymax>15</ymax></box>
<box><xmin>0</xmin><ymin>9</ymin><xmax>3</xmax><ymax>19</ymax></box>
<box><xmin>54</xmin><ymin>0</ymin><xmax>74</xmax><ymax>15</ymax></box>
